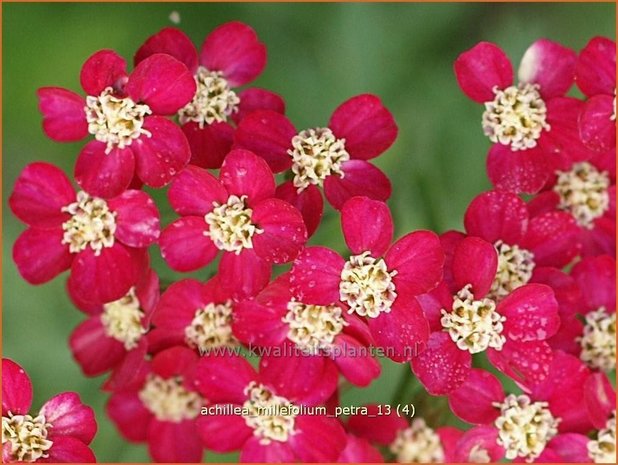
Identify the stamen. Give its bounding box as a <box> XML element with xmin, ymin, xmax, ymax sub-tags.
<box><xmin>2</xmin><ymin>412</ymin><xmax>53</xmax><ymax>462</ymax></box>
<box><xmin>389</xmin><ymin>419</ymin><xmax>445</xmax><ymax>463</ymax></box>
<box><xmin>283</xmin><ymin>300</ymin><xmax>347</xmax><ymax>353</ymax></box>
<box><xmin>579</xmin><ymin>308</ymin><xmax>616</xmax><ymax>372</ymax></box>
<box><xmin>138</xmin><ymin>374</ymin><xmax>202</xmax><ymax>422</ymax></box>
<box><xmin>588</xmin><ymin>411</ymin><xmax>616</xmax><ymax>463</ymax></box>
<box><xmin>100</xmin><ymin>287</ymin><xmax>146</xmax><ymax>350</ymax></box>
<box><xmin>490</xmin><ymin>241</ymin><xmax>535</xmax><ymax>299</ymax></box>
<box><xmin>242</xmin><ymin>382</ymin><xmax>296</xmax><ymax>444</ymax></box>
<box><xmin>185</xmin><ymin>300</ymin><xmax>237</xmax><ymax>352</ymax></box>
<box><xmin>204</xmin><ymin>195</ymin><xmax>263</xmax><ymax>254</ymax></box>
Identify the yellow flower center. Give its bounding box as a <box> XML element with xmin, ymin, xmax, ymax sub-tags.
<box><xmin>138</xmin><ymin>374</ymin><xmax>202</xmax><ymax>422</ymax></box>
<box><xmin>242</xmin><ymin>382</ymin><xmax>296</xmax><ymax>444</ymax></box>
<box><xmin>100</xmin><ymin>287</ymin><xmax>146</xmax><ymax>350</ymax></box>
<box><xmin>185</xmin><ymin>300</ymin><xmax>237</xmax><ymax>353</ymax></box>
<box><xmin>389</xmin><ymin>419</ymin><xmax>445</xmax><ymax>463</ymax></box>
<box><xmin>579</xmin><ymin>308</ymin><xmax>616</xmax><ymax>372</ymax></box>
<box><xmin>2</xmin><ymin>412</ymin><xmax>53</xmax><ymax>462</ymax></box>
<box><xmin>204</xmin><ymin>195</ymin><xmax>263</xmax><ymax>254</ymax></box>
<box><xmin>588</xmin><ymin>412</ymin><xmax>616</xmax><ymax>463</ymax></box>
<box><xmin>283</xmin><ymin>300</ymin><xmax>347</xmax><ymax>353</ymax></box>
<box><xmin>490</xmin><ymin>241</ymin><xmax>535</xmax><ymax>299</ymax></box>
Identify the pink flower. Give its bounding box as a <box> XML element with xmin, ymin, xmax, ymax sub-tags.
<box><xmin>583</xmin><ymin>372</ymin><xmax>616</xmax><ymax>463</ymax></box>
<box><xmin>68</xmin><ymin>268</ymin><xmax>159</xmax><ymax>377</ymax></box>
<box><xmin>576</xmin><ymin>37</ymin><xmax>616</xmax><ymax>151</ymax></box>
<box><xmin>190</xmin><ymin>353</ymin><xmax>346</xmax><ymax>462</ymax></box>
<box><xmin>412</xmin><ymin>235</ymin><xmax>560</xmax><ymax>394</ymax></box>
<box><xmin>337</xmin><ymin>434</ymin><xmax>384</xmax><ymax>463</ymax></box>
<box><xmin>2</xmin><ymin>358</ymin><xmax>97</xmax><ymax>463</ymax></box>
<box><xmin>160</xmin><ymin>149</ymin><xmax>307</xmax><ymax>299</ymax></box>
<box><xmin>37</xmin><ymin>50</ymin><xmax>196</xmax><ymax>198</ymax></box>
<box><xmin>135</xmin><ymin>23</ymin><xmax>283</xmax><ymax>169</ymax></box>
<box><xmin>290</xmin><ymin>196</ymin><xmax>443</xmax><ymax>362</ymax></box>
<box><xmin>454</xmin><ymin>40</ymin><xmax>589</xmax><ymax>194</ymax></box>
<box><xmin>10</xmin><ymin>162</ymin><xmax>160</xmax><ymax>304</ymax></box>
<box><xmin>106</xmin><ymin>346</ymin><xmax>205</xmax><ymax>462</ymax></box>
<box><xmin>233</xmin><ymin>273</ymin><xmax>381</xmax><ymax>387</ymax></box>
<box><xmin>233</xmin><ymin>94</ymin><xmax>397</xmax><ymax>231</ymax></box>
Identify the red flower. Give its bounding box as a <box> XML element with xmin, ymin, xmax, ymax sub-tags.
<box><xmin>2</xmin><ymin>358</ymin><xmax>97</xmax><ymax>463</ymax></box>
<box><xmin>290</xmin><ymin>196</ymin><xmax>443</xmax><ymax>362</ymax></box>
<box><xmin>583</xmin><ymin>372</ymin><xmax>616</xmax><ymax>463</ymax></box>
<box><xmin>234</xmin><ymin>94</ymin><xmax>397</xmax><ymax>231</ymax></box>
<box><xmin>412</xmin><ymin>235</ymin><xmax>560</xmax><ymax>394</ymax></box>
<box><xmin>106</xmin><ymin>346</ymin><xmax>205</xmax><ymax>462</ymax></box>
<box><xmin>160</xmin><ymin>149</ymin><xmax>307</xmax><ymax>299</ymax></box>
<box><xmin>454</xmin><ymin>40</ymin><xmax>588</xmax><ymax>194</ymax></box>
<box><xmin>190</xmin><ymin>353</ymin><xmax>346</xmax><ymax>462</ymax></box>
<box><xmin>37</xmin><ymin>50</ymin><xmax>196</xmax><ymax>198</ymax></box>
<box><xmin>233</xmin><ymin>273</ymin><xmax>381</xmax><ymax>387</ymax></box>
<box><xmin>68</xmin><ymin>268</ymin><xmax>160</xmax><ymax>377</ymax></box>
<box><xmin>10</xmin><ymin>162</ymin><xmax>160</xmax><ymax>304</ymax></box>
<box><xmin>337</xmin><ymin>434</ymin><xmax>384</xmax><ymax>463</ymax></box>
<box><xmin>576</xmin><ymin>37</ymin><xmax>616</xmax><ymax>151</ymax></box>
<box><xmin>135</xmin><ymin>23</ymin><xmax>283</xmax><ymax>169</ymax></box>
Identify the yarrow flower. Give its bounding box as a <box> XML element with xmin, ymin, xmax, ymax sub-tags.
<box><xmin>37</xmin><ymin>50</ymin><xmax>196</xmax><ymax>198</ymax></box>
<box><xmin>2</xmin><ymin>359</ymin><xmax>97</xmax><ymax>463</ymax></box>
<box><xmin>10</xmin><ymin>162</ymin><xmax>160</xmax><ymax>304</ymax></box>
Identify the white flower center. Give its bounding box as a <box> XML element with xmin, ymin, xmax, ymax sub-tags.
<box><xmin>389</xmin><ymin>419</ymin><xmax>445</xmax><ymax>463</ymax></box>
<box><xmin>242</xmin><ymin>382</ymin><xmax>296</xmax><ymax>445</ymax></box>
<box><xmin>588</xmin><ymin>411</ymin><xmax>616</xmax><ymax>463</ymax></box>
<box><xmin>178</xmin><ymin>67</ymin><xmax>240</xmax><ymax>128</ymax></box>
<box><xmin>441</xmin><ymin>285</ymin><xmax>506</xmax><ymax>354</ymax></box>
<box><xmin>204</xmin><ymin>195</ymin><xmax>263</xmax><ymax>254</ymax></box>
<box><xmin>184</xmin><ymin>300</ymin><xmax>237</xmax><ymax>352</ymax></box>
<box><xmin>490</xmin><ymin>241</ymin><xmax>535</xmax><ymax>299</ymax></box>
<box><xmin>579</xmin><ymin>308</ymin><xmax>616</xmax><ymax>372</ymax></box>
<box><xmin>2</xmin><ymin>412</ymin><xmax>53</xmax><ymax>463</ymax></box>
<box><xmin>494</xmin><ymin>394</ymin><xmax>559</xmax><ymax>462</ymax></box>
<box><xmin>554</xmin><ymin>162</ymin><xmax>610</xmax><ymax>229</ymax></box>
<box><xmin>288</xmin><ymin>127</ymin><xmax>350</xmax><ymax>192</ymax></box>
<box><xmin>468</xmin><ymin>444</ymin><xmax>491</xmax><ymax>463</ymax></box>
<box><xmin>61</xmin><ymin>191</ymin><xmax>116</xmax><ymax>256</ymax></box>
<box><xmin>482</xmin><ymin>83</ymin><xmax>550</xmax><ymax>151</ymax></box>
<box><xmin>85</xmin><ymin>86</ymin><xmax>152</xmax><ymax>153</ymax></box>
<box><xmin>283</xmin><ymin>300</ymin><xmax>347</xmax><ymax>353</ymax></box>
<box><xmin>100</xmin><ymin>287</ymin><xmax>146</xmax><ymax>350</ymax></box>
<box><xmin>138</xmin><ymin>374</ymin><xmax>202</xmax><ymax>422</ymax></box>
<box><xmin>339</xmin><ymin>251</ymin><xmax>397</xmax><ymax>318</ymax></box>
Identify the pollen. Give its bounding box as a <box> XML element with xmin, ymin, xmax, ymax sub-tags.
<box><xmin>242</xmin><ymin>382</ymin><xmax>296</xmax><ymax>444</ymax></box>
<box><xmin>441</xmin><ymin>285</ymin><xmax>506</xmax><ymax>354</ymax></box>
<box><xmin>100</xmin><ymin>287</ymin><xmax>146</xmax><ymax>350</ymax></box>
<box><xmin>283</xmin><ymin>300</ymin><xmax>347</xmax><ymax>353</ymax></box>
<box><xmin>389</xmin><ymin>419</ymin><xmax>445</xmax><ymax>463</ymax></box>
<box><xmin>554</xmin><ymin>162</ymin><xmax>610</xmax><ymax>229</ymax></box>
<box><xmin>490</xmin><ymin>241</ymin><xmax>535</xmax><ymax>299</ymax></box>
<box><xmin>85</xmin><ymin>87</ymin><xmax>152</xmax><ymax>153</ymax></box>
<box><xmin>178</xmin><ymin>67</ymin><xmax>240</xmax><ymax>128</ymax></box>
<box><xmin>204</xmin><ymin>195</ymin><xmax>263</xmax><ymax>254</ymax></box>
<box><xmin>288</xmin><ymin>128</ymin><xmax>350</xmax><ymax>192</ymax></box>
<box><xmin>579</xmin><ymin>308</ymin><xmax>616</xmax><ymax>372</ymax></box>
<box><xmin>138</xmin><ymin>374</ymin><xmax>202</xmax><ymax>422</ymax></box>
<box><xmin>61</xmin><ymin>191</ymin><xmax>116</xmax><ymax>256</ymax></box>
<box><xmin>2</xmin><ymin>412</ymin><xmax>53</xmax><ymax>462</ymax></box>
<box><xmin>339</xmin><ymin>251</ymin><xmax>397</xmax><ymax>318</ymax></box>
<box><xmin>482</xmin><ymin>83</ymin><xmax>550</xmax><ymax>151</ymax></box>
<box><xmin>185</xmin><ymin>300</ymin><xmax>238</xmax><ymax>352</ymax></box>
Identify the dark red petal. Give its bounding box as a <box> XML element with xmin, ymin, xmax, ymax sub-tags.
<box><xmin>572</xmin><ymin>255</ymin><xmax>616</xmax><ymax>311</ymax></box>
<box><xmin>452</xmin><ymin>236</ymin><xmax>498</xmax><ymax>298</ymax></box>
<box><xmin>69</xmin><ymin>244</ymin><xmax>138</xmax><ymax>304</ymax></box>
<box><xmin>134</xmin><ymin>27</ymin><xmax>198</xmax><ymax>73</ymax></box>
<box><xmin>338</xmin><ymin>434</ymin><xmax>385</xmax><ymax>463</ymax></box>
<box><xmin>200</xmin><ymin>21</ymin><xmax>266</xmax><ymax>86</ymax></box>
<box><xmin>329</xmin><ymin>94</ymin><xmax>398</xmax><ymax>160</ymax></box>
<box><xmin>196</xmin><ymin>410</ymin><xmax>252</xmax><ymax>452</ymax></box>
<box><xmin>2</xmin><ymin>359</ymin><xmax>32</xmax><ymax>416</ymax></box>
<box><xmin>13</xmin><ymin>227</ymin><xmax>72</xmax><ymax>285</ymax></box>
<box><xmin>151</xmin><ymin>279</ymin><xmax>207</xmax><ymax>329</ymax></box>
<box><xmin>234</xmin><ymin>88</ymin><xmax>286</xmax><ymax>124</ymax></box>
<box><xmin>324</xmin><ymin>160</ymin><xmax>392</xmax><ymax>210</ymax></box>
<box><xmin>182</xmin><ymin>121</ymin><xmax>234</xmax><ymax>169</ymax></box>
<box><xmin>341</xmin><ymin>196</ymin><xmax>393</xmax><ymax>257</ymax></box>
<box><xmin>41</xmin><ymin>436</ymin><xmax>96</xmax><ymax>463</ymax></box>
<box><xmin>518</xmin><ymin>39</ymin><xmax>576</xmax><ymax>99</ymax></box>
<box><xmin>546</xmin><ymin>434</ymin><xmax>593</xmax><ymax>463</ymax></box>
<box><xmin>126</xmin><ymin>53</ymin><xmax>196</xmax><ymax>115</ymax></box>
<box><xmin>289</xmin><ymin>246</ymin><xmax>344</xmax><ymax>305</ymax></box>
<box><xmin>192</xmin><ymin>354</ymin><xmax>257</xmax><ymax>403</ymax></box>
<box><xmin>147</xmin><ymin>420</ymin><xmax>203</xmax><ymax>462</ymax></box>
<box><xmin>220</xmin><ymin>149</ymin><xmax>275</xmax><ymax>205</ymax></box>
<box><xmin>486</xmin><ymin>143</ymin><xmax>550</xmax><ymax>194</ymax></box>
<box><xmin>454</xmin><ymin>42</ymin><xmax>513</xmax><ymax>103</ymax></box>
<box><xmin>411</xmin><ymin>331</ymin><xmax>471</xmax><ymax>395</ymax></box>
<box><xmin>579</xmin><ymin>95</ymin><xmax>616</xmax><ymax>152</ymax></box>
<box><xmin>132</xmin><ymin>116</ymin><xmax>191</xmax><ymax>188</ymax></box>
<box><xmin>487</xmin><ymin>340</ymin><xmax>553</xmax><ymax>388</ymax></box>
<box><xmin>159</xmin><ymin>217</ymin><xmax>218</xmax><ymax>272</ymax></box>
<box><xmin>150</xmin><ymin>346</ymin><xmax>198</xmax><ymax>380</ymax></box>
<box><xmin>531</xmin><ymin>266</ymin><xmax>581</xmax><ymax>317</ymax></box>
<box><xmin>233</xmin><ymin>300</ymin><xmax>288</xmax><ymax>347</ymax></box>
<box><xmin>288</xmin><ymin>415</ymin><xmax>347</xmax><ymax>462</ymax></box>
<box><xmin>36</xmin><ymin>87</ymin><xmax>87</xmax><ymax>142</ymax></box>
<box><xmin>333</xmin><ymin>334</ymin><xmax>381</xmax><ymax>387</ymax></box>
<box><xmin>233</xmin><ymin>110</ymin><xmax>295</xmax><ymax>173</ymax></box>
<box><xmin>347</xmin><ymin>404</ymin><xmax>407</xmax><ymax>445</ymax></box>
<box><xmin>438</xmin><ymin>427</ymin><xmax>464</xmax><ymax>462</ymax></box>
<box><xmin>522</xmin><ymin>211</ymin><xmax>581</xmax><ymax>268</ymax></box>
<box><xmin>240</xmin><ymin>436</ymin><xmax>295</xmax><ymax>462</ymax></box>
<box><xmin>369</xmin><ymin>297</ymin><xmax>430</xmax><ymax>363</ymax></box>
<box><xmin>40</xmin><ymin>392</ymin><xmax>97</xmax><ymax>444</ymax></box>
<box><xmin>108</xmin><ymin>190</ymin><xmax>159</xmax><ymax>248</ymax></box>
<box><xmin>80</xmin><ymin>49</ymin><xmax>127</xmax><ymax>96</ymax></box>
<box><xmin>385</xmin><ymin>230</ymin><xmax>444</xmax><ymax>298</ymax></box>
<box><xmin>584</xmin><ymin>372</ymin><xmax>616</xmax><ymax>429</ymax></box>
<box><xmin>454</xmin><ymin>426</ymin><xmax>505</xmax><ymax>462</ymax></box>
<box><xmin>9</xmin><ymin>162</ymin><xmax>74</xmax><ymax>228</ymax></box>
<box><xmin>447</xmin><ymin>368</ymin><xmax>504</xmax><ymax>424</ymax></box>
<box><xmin>218</xmin><ymin>248</ymin><xmax>272</xmax><ymax>299</ymax></box>
<box><xmin>106</xmin><ymin>392</ymin><xmax>151</xmax><ymax>442</ymax></box>
<box><xmin>168</xmin><ymin>164</ymin><xmax>227</xmax><ymax>216</ymax></box>
<box><xmin>69</xmin><ymin>317</ymin><xmax>126</xmax><ymax>377</ymax></box>
<box><xmin>276</xmin><ymin>181</ymin><xmax>323</xmax><ymax>238</ymax></box>
<box><xmin>464</xmin><ymin>190</ymin><xmax>528</xmax><ymax>244</ymax></box>
<box><xmin>576</xmin><ymin>37</ymin><xmax>616</xmax><ymax>97</ymax></box>
<box><xmin>102</xmin><ymin>341</ymin><xmax>149</xmax><ymax>392</ymax></box>
<box><xmin>74</xmin><ymin>142</ymin><xmax>135</xmax><ymax>199</ymax></box>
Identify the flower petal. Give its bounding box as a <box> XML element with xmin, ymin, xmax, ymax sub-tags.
<box><xmin>579</xmin><ymin>95</ymin><xmax>616</xmax><ymax>152</ymax></box>
<box><xmin>329</xmin><ymin>94</ymin><xmax>398</xmax><ymax>160</ymax></box>
<box><xmin>69</xmin><ymin>317</ymin><xmax>126</xmax><ymax>376</ymax></box>
<box><xmin>522</xmin><ymin>211</ymin><xmax>581</xmax><ymax>268</ymax></box>
<box><xmin>464</xmin><ymin>190</ymin><xmax>528</xmax><ymax>244</ymax></box>
<box><xmin>576</xmin><ymin>37</ymin><xmax>616</xmax><ymax>97</ymax></box>
<box><xmin>572</xmin><ymin>255</ymin><xmax>616</xmax><ymax>311</ymax></box>
<box><xmin>546</xmin><ymin>433</ymin><xmax>593</xmax><ymax>463</ymax></box>
<box><xmin>486</xmin><ymin>143</ymin><xmax>550</xmax><ymax>194</ymax></box>
<box><xmin>240</xmin><ymin>436</ymin><xmax>295</xmax><ymax>462</ymax></box>
<box><xmin>200</xmin><ymin>21</ymin><xmax>266</xmax><ymax>86</ymax></box>
<box><xmin>36</xmin><ymin>87</ymin><xmax>87</xmax><ymax>141</ymax></box>
<box><xmin>106</xmin><ymin>391</ymin><xmax>151</xmax><ymax>442</ymax></box>
<box><xmin>487</xmin><ymin>340</ymin><xmax>553</xmax><ymax>387</ymax></box>
<box><xmin>234</xmin><ymin>88</ymin><xmax>285</xmax><ymax>124</ymax></box>
<box><xmin>452</xmin><ymin>236</ymin><xmax>498</xmax><ymax>298</ymax></box>
<box><xmin>192</xmin><ymin>354</ymin><xmax>257</xmax><ymax>403</ymax></box>
<box><xmin>233</xmin><ymin>300</ymin><xmax>288</xmax><ymax>347</ymax></box>
<box><xmin>333</xmin><ymin>334</ymin><xmax>381</xmax><ymax>387</ymax></box>
<box><xmin>276</xmin><ymin>181</ymin><xmax>323</xmax><ymax>238</ymax></box>
<box><xmin>454</xmin><ymin>42</ymin><xmax>513</xmax><ymax>103</ymax></box>
<box><xmin>447</xmin><ymin>368</ymin><xmax>504</xmax><ymax>424</ymax></box>
<box><xmin>107</xmin><ymin>190</ymin><xmax>159</xmax><ymax>248</ymax></box>
<box><xmin>148</xmin><ymin>420</ymin><xmax>203</xmax><ymax>462</ymax></box>
<box><xmin>134</xmin><ymin>27</ymin><xmax>198</xmax><ymax>73</ymax></box>
<box><xmin>159</xmin><ymin>217</ymin><xmax>218</xmax><ymax>272</ymax></box>
<box><xmin>168</xmin><ymin>165</ymin><xmax>227</xmax><ymax>216</ymax></box>
<box><xmin>220</xmin><ymin>149</ymin><xmax>276</xmax><ymax>205</ymax></box>
<box><xmin>347</xmin><ymin>404</ymin><xmax>407</xmax><ymax>445</ymax></box>
<box><xmin>338</xmin><ymin>434</ymin><xmax>384</xmax><ymax>463</ymax></box>
<box><xmin>324</xmin><ymin>160</ymin><xmax>392</xmax><ymax>210</ymax></box>
<box><xmin>454</xmin><ymin>426</ymin><xmax>504</xmax><ymax>462</ymax></box>
<box><xmin>80</xmin><ymin>49</ymin><xmax>127</xmax><ymax>96</ymax></box>
<box><xmin>41</xmin><ymin>436</ymin><xmax>96</xmax><ymax>463</ymax></box>
<box><xmin>2</xmin><ymin>359</ymin><xmax>32</xmax><ymax>416</ymax></box>
<box><xmin>584</xmin><ymin>372</ymin><xmax>616</xmax><ymax>429</ymax></box>
<box><xmin>13</xmin><ymin>227</ymin><xmax>72</xmax><ymax>284</ymax></box>
<box><xmin>341</xmin><ymin>196</ymin><xmax>393</xmax><ymax>257</ymax></box>
<box><xmin>289</xmin><ymin>246</ymin><xmax>344</xmax><ymax>305</ymax></box>
<box><xmin>196</xmin><ymin>409</ymin><xmax>252</xmax><ymax>452</ymax></box>
<box><xmin>40</xmin><ymin>392</ymin><xmax>97</xmax><ymax>444</ymax></box>
<box><xmin>288</xmin><ymin>415</ymin><xmax>347</xmax><ymax>462</ymax></box>
<box><xmin>218</xmin><ymin>248</ymin><xmax>272</xmax><ymax>300</ymax></box>
<box><xmin>182</xmin><ymin>121</ymin><xmax>234</xmax><ymax>169</ymax></box>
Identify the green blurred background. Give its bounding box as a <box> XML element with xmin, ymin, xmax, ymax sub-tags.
<box><xmin>2</xmin><ymin>2</ymin><xmax>615</xmax><ymax>462</ymax></box>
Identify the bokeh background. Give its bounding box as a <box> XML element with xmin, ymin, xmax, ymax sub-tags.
<box><xmin>3</xmin><ymin>2</ymin><xmax>615</xmax><ymax>462</ymax></box>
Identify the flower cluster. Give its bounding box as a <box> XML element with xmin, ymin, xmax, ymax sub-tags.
<box><xmin>8</xmin><ymin>20</ymin><xmax>616</xmax><ymax>464</ymax></box>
